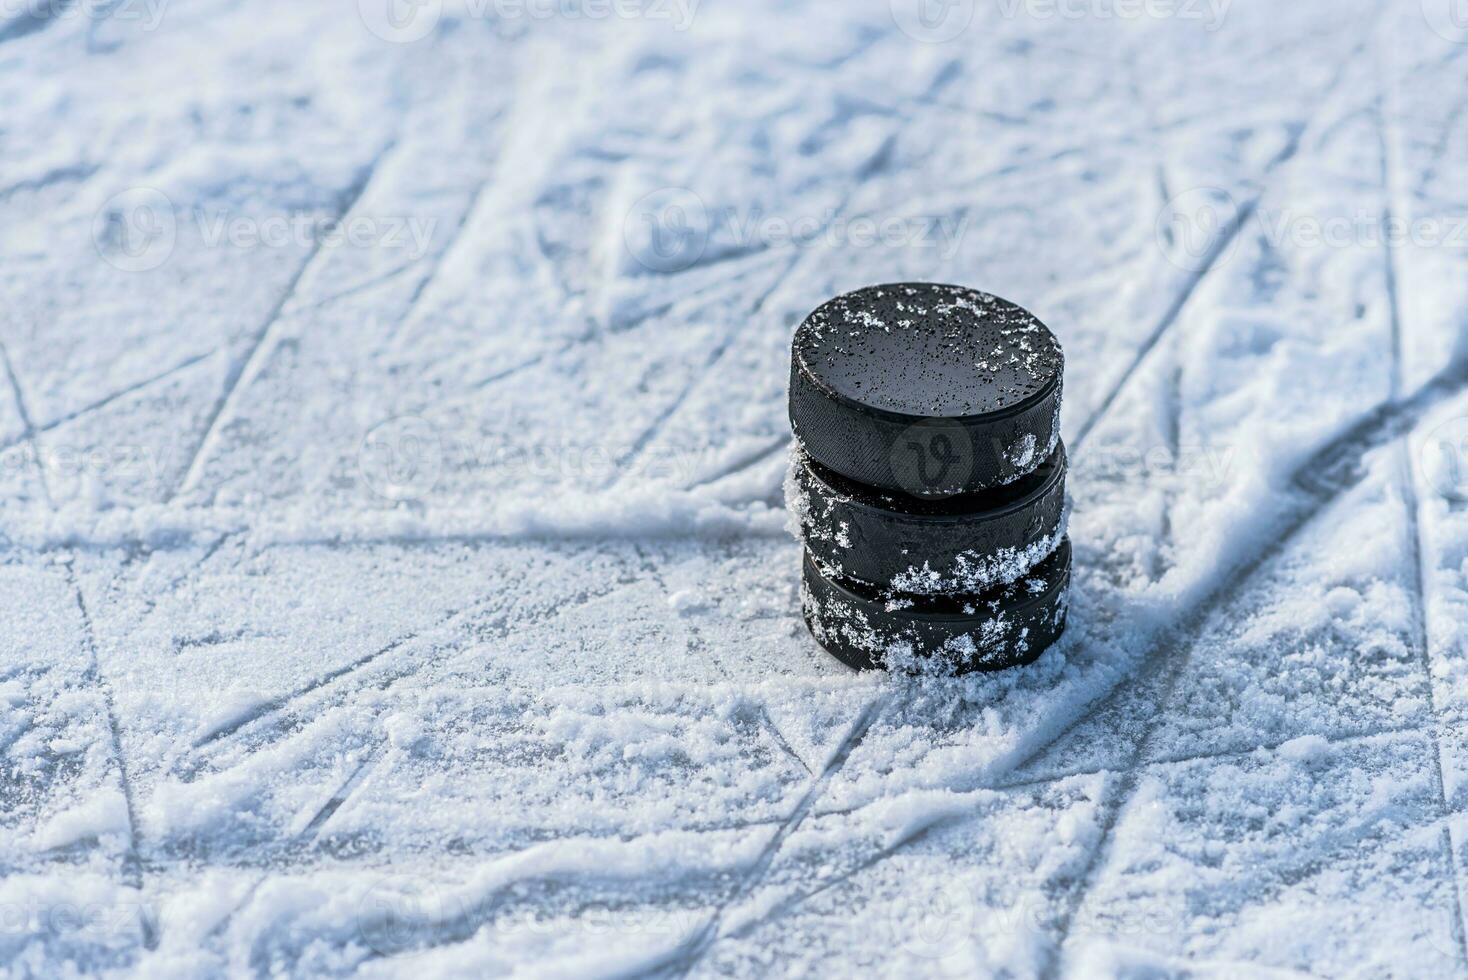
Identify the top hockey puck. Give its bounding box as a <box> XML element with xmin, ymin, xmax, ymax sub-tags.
<box><xmin>790</xmin><ymin>283</ymin><xmax>1063</xmax><ymax>498</ymax></box>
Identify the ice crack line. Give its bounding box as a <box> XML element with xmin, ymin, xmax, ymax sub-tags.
<box><xmin>1380</xmin><ymin>52</ymin><xmax>1468</xmax><ymax>962</ymax></box>
<box><xmin>602</xmin><ymin>46</ymin><xmax>954</xmax><ymax>495</ymax></box>
<box><xmin>182</xmin><ymin>567</ymin><xmax>637</xmax><ymax>777</ymax></box>
<box><xmin>757</xmin><ymin>315</ymin><xmax>1468</xmax><ymax>977</ymax></box>
<box><xmin>203</xmin><ymin>744</ymin><xmax>387</xmax><ymax>947</ymax></box>
<box><xmin>0</xmin><ymin>184</ymin><xmax>160</xmax><ymax>946</ymax></box>
<box><xmin>597</xmin><ymin>164</ymin><xmax>883</xmax><ymax>495</ymax></box>
<box><xmin>1039</xmin><ymin>20</ymin><xmax>1407</xmax><ymax>970</ymax></box>
<box><xmin>666</xmin><ymin>691</ymin><xmax>892</xmax><ymax>978</ymax></box>
<box><xmin>69</xmin><ymin>563</ymin><xmax>159</xmax><ymax>951</ymax></box>
<box><xmin>1072</xmin><ymin>18</ymin><xmax>1385</xmax><ymax>454</ymax></box>
<box><xmin>169</xmin><ymin>138</ymin><xmax>399</xmax><ymax>504</ymax></box>
<box><xmin>1029</xmin><ymin>367</ymin><xmax>1468</xmax><ymax>975</ymax></box>
<box><xmin>0</xmin><ymin>350</ymin><xmax>214</xmax><ymax>457</ymax></box>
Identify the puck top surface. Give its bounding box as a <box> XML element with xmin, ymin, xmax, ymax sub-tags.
<box><xmin>792</xmin><ymin>283</ymin><xmax>1062</xmax><ymax>420</ymax></box>
<box><xmin>789</xmin><ymin>282</ymin><xmax>1064</xmax><ymax>495</ymax></box>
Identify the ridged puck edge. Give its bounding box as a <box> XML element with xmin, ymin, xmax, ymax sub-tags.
<box><xmin>790</xmin><ymin>443</ymin><xmax>1068</xmax><ymax>595</ymax></box>
<box><xmin>800</xmin><ymin>538</ymin><xmax>1072</xmax><ymax>674</ymax></box>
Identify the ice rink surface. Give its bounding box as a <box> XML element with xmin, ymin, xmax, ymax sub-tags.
<box><xmin>5</xmin><ymin>0</ymin><xmax>1468</xmax><ymax>975</ymax></box>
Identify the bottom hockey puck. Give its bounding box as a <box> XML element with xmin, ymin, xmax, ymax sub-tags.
<box><xmin>801</xmin><ymin>538</ymin><xmax>1072</xmax><ymax>674</ymax></box>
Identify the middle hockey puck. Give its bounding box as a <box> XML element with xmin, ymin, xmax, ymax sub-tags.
<box><xmin>790</xmin><ymin>441</ymin><xmax>1068</xmax><ymax>595</ymax></box>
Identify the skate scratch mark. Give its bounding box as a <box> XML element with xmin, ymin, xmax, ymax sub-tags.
<box><xmin>996</xmin><ymin>722</ymin><xmax>1431</xmax><ymax>798</ymax></box>
<box><xmin>1042</xmin><ymin>46</ymin><xmax>1405</xmax><ymax>971</ymax></box>
<box><xmin>669</xmin><ymin>693</ymin><xmax>892</xmax><ymax>977</ymax></box>
<box><xmin>170</xmin><ymin>140</ymin><xmax>397</xmax><ymax>503</ymax></box>
<box><xmin>155</xmin><ymin>530</ymin><xmax>241</xmax><ymax>597</ymax></box>
<box><xmin>598</xmin><ymin>250</ymin><xmax>786</xmax><ymax>337</ymax></box>
<box><xmin>205</xmin><ymin>745</ymin><xmax>386</xmax><ymax>944</ymax></box>
<box><xmin>601</xmin><ymin>128</ymin><xmax>900</xmax><ymax>494</ymax></box>
<box><xmin>400</xmin><ymin>252</ymin><xmax>778</xmax><ymax>419</ymax></box>
<box><xmin>1398</xmin><ymin>418</ymin><xmax>1468</xmax><ymax>964</ymax></box>
<box><xmin>600</xmin><ymin>40</ymin><xmax>953</xmax><ymax>495</ymax></box>
<box><xmin>744</xmin><ymin>723</ymin><xmax>1449</xmax><ymax>950</ymax></box>
<box><xmin>70</xmin><ymin>566</ymin><xmax>159</xmax><ymax>950</ymax></box>
<box><xmin>378</xmin><ymin>169</ymin><xmax>500</xmax><ymax>350</ymax></box>
<box><xmin>185</xmin><ymin>572</ymin><xmax>631</xmax><ymax>765</ymax></box>
<box><xmin>1381</xmin><ymin>63</ymin><xmax>1468</xmax><ymax>962</ymax></box>
<box><xmin>632</xmin><ymin>543</ymin><xmax>809</xmax><ymax>776</ymax></box>
<box><xmin>596</xmin><ymin>247</ymin><xmax>818</xmax><ymax>494</ymax></box>
<box><xmin>298</xmin><ymin>746</ymin><xmax>384</xmax><ymax>840</ymax></box>
<box><xmin>293</xmin><ymin>259</ymin><xmax>425</xmax><ymax>315</ymax></box>
<box><xmin>724</xmin><ymin>774</ymin><xmax>1121</xmax><ymax>946</ymax></box>
<box><xmin>346</xmin><ymin>818</ymin><xmax>791</xmax><ymax>965</ymax></box>
<box><xmin>794</xmin><ymin>355</ymin><xmax>1468</xmax><ymax>860</ymax></box>
<box><xmin>458</xmin><ymin>257</ymin><xmax>775</xmax><ymax>392</ymax></box>
<box><xmin>0</xmin><ymin>350</ymin><xmax>215</xmax><ymax>456</ymax></box>
<box><xmin>0</xmin><ymin>345</ymin><xmax>42</xmax><ymax>492</ymax></box>
<box><xmin>686</xmin><ymin>434</ymin><xmax>792</xmax><ymax>491</ymax></box>
<box><xmin>758</xmin><ymin>704</ymin><xmax>813</xmax><ymax>777</ymax></box>
<box><xmin>1057</xmin><ymin>362</ymin><xmax>1468</xmax><ymax>781</ymax></box>
<box><xmin>188</xmin><ymin>628</ymin><xmax>423</xmax><ymax>750</ymax></box>
<box><xmin>1073</xmin><ymin>27</ymin><xmax>1378</xmax><ymax>453</ymax></box>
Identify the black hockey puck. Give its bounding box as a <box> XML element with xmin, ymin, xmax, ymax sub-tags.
<box><xmin>790</xmin><ymin>442</ymin><xmax>1067</xmax><ymax>595</ymax></box>
<box><xmin>789</xmin><ymin>283</ymin><xmax>1063</xmax><ymax>498</ymax></box>
<box><xmin>801</xmin><ymin>537</ymin><xmax>1072</xmax><ymax>674</ymax></box>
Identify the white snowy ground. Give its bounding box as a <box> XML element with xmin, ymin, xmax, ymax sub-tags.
<box><xmin>4</xmin><ymin>0</ymin><xmax>1468</xmax><ymax>976</ymax></box>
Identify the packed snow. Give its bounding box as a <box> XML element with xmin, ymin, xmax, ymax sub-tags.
<box><xmin>4</xmin><ymin>0</ymin><xmax>1468</xmax><ymax>976</ymax></box>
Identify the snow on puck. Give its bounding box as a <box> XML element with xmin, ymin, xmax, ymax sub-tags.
<box><xmin>789</xmin><ymin>283</ymin><xmax>1063</xmax><ymax>498</ymax></box>
<box><xmin>790</xmin><ymin>442</ymin><xmax>1067</xmax><ymax>595</ymax></box>
<box><xmin>801</xmin><ymin>538</ymin><xmax>1072</xmax><ymax>674</ymax></box>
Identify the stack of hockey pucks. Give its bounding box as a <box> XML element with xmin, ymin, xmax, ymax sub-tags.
<box><xmin>788</xmin><ymin>282</ymin><xmax>1071</xmax><ymax>674</ymax></box>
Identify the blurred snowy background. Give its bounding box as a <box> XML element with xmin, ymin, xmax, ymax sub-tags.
<box><xmin>5</xmin><ymin>0</ymin><xmax>1468</xmax><ymax>975</ymax></box>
